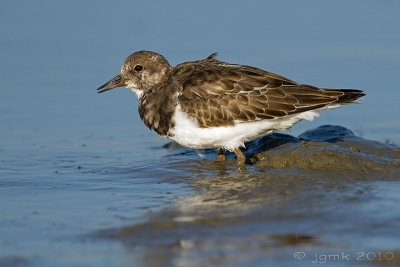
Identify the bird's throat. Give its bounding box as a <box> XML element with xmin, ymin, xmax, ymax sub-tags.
<box><xmin>129</xmin><ymin>88</ymin><xmax>144</xmax><ymax>99</ymax></box>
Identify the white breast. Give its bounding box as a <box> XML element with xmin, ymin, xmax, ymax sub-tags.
<box><xmin>168</xmin><ymin>105</ymin><xmax>325</xmax><ymax>151</ymax></box>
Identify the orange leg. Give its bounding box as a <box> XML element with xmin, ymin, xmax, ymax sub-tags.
<box><xmin>215</xmin><ymin>148</ymin><xmax>226</xmax><ymax>161</ymax></box>
<box><xmin>234</xmin><ymin>148</ymin><xmax>246</xmax><ymax>165</ymax></box>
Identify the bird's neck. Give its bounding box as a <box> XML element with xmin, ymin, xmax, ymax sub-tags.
<box><xmin>137</xmin><ymin>84</ymin><xmax>178</xmax><ymax>138</ymax></box>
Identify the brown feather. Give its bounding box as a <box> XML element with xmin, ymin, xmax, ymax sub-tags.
<box><xmin>172</xmin><ymin>58</ymin><xmax>364</xmax><ymax>127</ymax></box>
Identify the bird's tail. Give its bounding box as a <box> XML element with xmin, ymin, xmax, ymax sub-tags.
<box><xmin>324</xmin><ymin>89</ymin><xmax>365</xmax><ymax>104</ymax></box>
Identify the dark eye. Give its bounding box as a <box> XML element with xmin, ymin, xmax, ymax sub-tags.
<box><xmin>134</xmin><ymin>65</ymin><xmax>143</xmax><ymax>72</ymax></box>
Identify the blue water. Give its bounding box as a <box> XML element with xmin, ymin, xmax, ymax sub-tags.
<box><xmin>1</xmin><ymin>1</ymin><xmax>400</xmax><ymax>266</ymax></box>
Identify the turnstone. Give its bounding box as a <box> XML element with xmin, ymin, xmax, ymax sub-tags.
<box><xmin>97</xmin><ymin>51</ymin><xmax>365</xmax><ymax>165</ymax></box>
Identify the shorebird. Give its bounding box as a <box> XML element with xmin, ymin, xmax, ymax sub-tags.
<box><xmin>97</xmin><ymin>51</ymin><xmax>364</xmax><ymax>165</ymax></box>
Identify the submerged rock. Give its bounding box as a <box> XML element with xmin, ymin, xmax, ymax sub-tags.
<box><xmin>247</xmin><ymin>125</ymin><xmax>399</xmax><ymax>180</ymax></box>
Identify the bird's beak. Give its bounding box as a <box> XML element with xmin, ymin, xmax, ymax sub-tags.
<box><xmin>97</xmin><ymin>75</ymin><xmax>126</xmax><ymax>93</ymax></box>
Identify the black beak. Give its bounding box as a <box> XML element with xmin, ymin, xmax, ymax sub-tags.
<box><xmin>97</xmin><ymin>75</ymin><xmax>126</xmax><ymax>93</ymax></box>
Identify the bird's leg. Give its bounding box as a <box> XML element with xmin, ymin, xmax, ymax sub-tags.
<box><xmin>216</xmin><ymin>148</ymin><xmax>226</xmax><ymax>161</ymax></box>
<box><xmin>234</xmin><ymin>148</ymin><xmax>246</xmax><ymax>165</ymax></box>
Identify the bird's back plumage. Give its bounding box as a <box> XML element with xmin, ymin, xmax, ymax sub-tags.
<box><xmin>172</xmin><ymin>54</ymin><xmax>364</xmax><ymax>128</ymax></box>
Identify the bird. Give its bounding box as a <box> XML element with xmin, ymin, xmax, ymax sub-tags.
<box><xmin>97</xmin><ymin>51</ymin><xmax>365</xmax><ymax>165</ymax></box>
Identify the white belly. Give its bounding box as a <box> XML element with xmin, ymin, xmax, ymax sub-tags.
<box><xmin>168</xmin><ymin>106</ymin><xmax>323</xmax><ymax>151</ymax></box>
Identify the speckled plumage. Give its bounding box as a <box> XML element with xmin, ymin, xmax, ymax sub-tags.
<box><xmin>98</xmin><ymin>51</ymin><xmax>365</xmax><ymax>164</ymax></box>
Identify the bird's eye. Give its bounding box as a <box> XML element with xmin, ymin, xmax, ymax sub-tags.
<box><xmin>134</xmin><ymin>65</ymin><xmax>143</xmax><ymax>72</ymax></box>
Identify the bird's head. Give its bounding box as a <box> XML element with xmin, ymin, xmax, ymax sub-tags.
<box><xmin>97</xmin><ymin>51</ymin><xmax>171</xmax><ymax>98</ymax></box>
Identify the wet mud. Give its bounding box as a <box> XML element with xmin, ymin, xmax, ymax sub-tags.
<box><xmin>96</xmin><ymin>125</ymin><xmax>400</xmax><ymax>266</ymax></box>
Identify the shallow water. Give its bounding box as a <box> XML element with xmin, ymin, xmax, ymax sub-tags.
<box><xmin>2</xmin><ymin>125</ymin><xmax>400</xmax><ymax>266</ymax></box>
<box><xmin>1</xmin><ymin>1</ymin><xmax>400</xmax><ymax>266</ymax></box>
<box><xmin>96</xmin><ymin>126</ymin><xmax>400</xmax><ymax>267</ymax></box>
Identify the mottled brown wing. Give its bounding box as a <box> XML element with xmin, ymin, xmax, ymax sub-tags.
<box><xmin>177</xmin><ymin>62</ymin><xmax>362</xmax><ymax>128</ymax></box>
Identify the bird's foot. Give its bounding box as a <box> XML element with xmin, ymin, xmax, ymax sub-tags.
<box><xmin>234</xmin><ymin>148</ymin><xmax>246</xmax><ymax>166</ymax></box>
<box><xmin>215</xmin><ymin>148</ymin><xmax>226</xmax><ymax>162</ymax></box>
<box><xmin>216</xmin><ymin>154</ymin><xmax>226</xmax><ymax>161</ymax></box>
